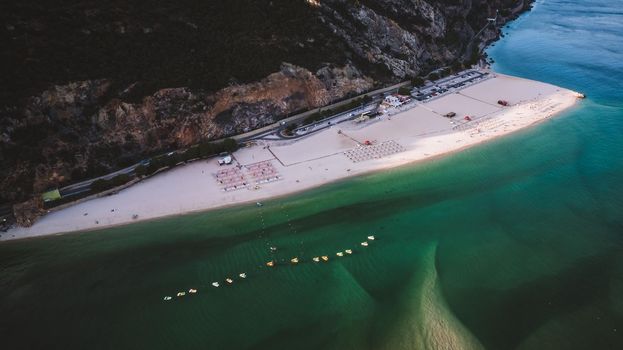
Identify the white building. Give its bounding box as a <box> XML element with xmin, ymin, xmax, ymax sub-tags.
<box><xmin>384</xmin><ymin>95</ymin><xmax>402</xmax><ymax>107</ymax></box>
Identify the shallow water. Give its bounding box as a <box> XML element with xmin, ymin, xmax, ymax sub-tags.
<box><xmin>1</xmin><ymin>0</ymin><xmax>623</xmax><ymax>348</ymax></box>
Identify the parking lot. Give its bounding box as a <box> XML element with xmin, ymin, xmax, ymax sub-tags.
<box><xmin>412</xmin><ymin>70</ymin><xmax>491</xmax><ymax>102</ymax></box>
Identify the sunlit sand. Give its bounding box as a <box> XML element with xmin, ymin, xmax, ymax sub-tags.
<box><xmin>3</xmin><ymin>72</ymin><xmax>581</xmax><ymax>240</ymax></box>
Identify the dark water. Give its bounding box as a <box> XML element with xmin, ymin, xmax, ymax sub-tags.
<box><xmin>1</xmin><ymin>0</ymin><xmax>623</xmax><ymax>348</ymax></box>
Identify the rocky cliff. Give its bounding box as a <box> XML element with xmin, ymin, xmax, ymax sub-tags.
<box><xmin>0</xmin><ymin>0</ymin><xmax>531</xmax><ymax>213</ymax></box>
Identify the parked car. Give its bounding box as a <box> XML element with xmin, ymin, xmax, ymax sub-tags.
<box><xmin>218</xmin><ymin>154</ymin><xmax>232</xmax><ymax>166</ymax></box>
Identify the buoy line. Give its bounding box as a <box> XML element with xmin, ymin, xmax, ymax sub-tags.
<box><xmin>163</xmin><ymin>232</ymin><xmax>378</xmax><ymax>302</ymax></box>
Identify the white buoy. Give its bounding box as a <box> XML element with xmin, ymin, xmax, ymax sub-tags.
<box><xmin>239</xmin><ymin>273</ymin><xmax>247</xmax><ymax>279</ymax></box>
<box><xmin>212</xmin><ymin>282</ymin><xmax>220</xmax><ymax>287</ymax></box>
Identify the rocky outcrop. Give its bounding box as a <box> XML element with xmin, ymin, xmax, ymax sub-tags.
<box><xmin>0</xmin><ymin>0</ymin><xmax>532</xmax><ymax>218</ymax></box>
<box><xmin>12</xmin><ymin>198</ymin><xmax>44</xmax><ymax>227</ymax></box>
<box><xmin>1</xmin><ymin>62</ymin><xmax>373</xmax><ymax>204</ymax></box>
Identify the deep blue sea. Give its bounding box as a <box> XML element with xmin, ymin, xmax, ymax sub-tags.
<box><xmin>1</xmin><ymin>0</ymin><xmax>622</xmax><ymax>349</ymax></box>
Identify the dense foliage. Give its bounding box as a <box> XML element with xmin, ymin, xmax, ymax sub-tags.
<box><xmin>0</xmin><ymin>0</ymin><xmax>349</xmax><ymax>105</ymax></box>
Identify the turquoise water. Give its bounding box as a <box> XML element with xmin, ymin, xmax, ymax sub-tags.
<box><xmin>1</xmin><ymin>1</ymin><xmax>623</xmax><ymax>348</ymax></box>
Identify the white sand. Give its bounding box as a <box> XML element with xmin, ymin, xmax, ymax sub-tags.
<box><xmin>1</xmin><ymin>72</ymin><xmax>581</xmax><ymax>241</ymax></box>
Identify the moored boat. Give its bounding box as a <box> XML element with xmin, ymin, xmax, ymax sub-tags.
<box><xmin>212</xmin><ymin>282</ymin><xmax>220</xmax><ymax>287</ymax></box>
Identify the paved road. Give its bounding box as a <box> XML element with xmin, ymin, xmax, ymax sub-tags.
<box><xmin>58</xmin><ymin>70</ymin><xmax>485</xmax><ymax>199</ymax></box>
<box><xmin>58</xmin><ymin>81</ymin><xmax>410</xmax><ymax>197</ymax></box>
<box><xmin>412</xmin><ymin>69</ymin><xmax>491</xmax><ymax>102</ymax></box>
<box><xmin>257</xmin><ymin>100</ymin><xmax>381</xmax><ymax>141</ymax></box>
<box><xmin>57</xmin><ymin>70</ymin><xmax>490</xmax><ymax>198</ymax></box>
<box><xmin>231</xmin><ymin>81</ymin><xmax>410</xmax><ymax>143</ymax></box>
<box><xmin>59</xmin><ymin>163</ymin><xmax>145</xmax><ymax>197</ymax></box>
<box><xmin>287</xmin><ymin>103</ymin><xmax>380</xmax><ymax>139</ymax></box>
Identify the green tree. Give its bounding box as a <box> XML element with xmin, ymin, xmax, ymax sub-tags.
<box><xmin>111</xmin><ymin>174</ymin><xmax>130</xmax><ymax>186</ymax></box>
<box><xmin>199</xmin><ymin>142</ymin><xmax>215</xmax><ymax>157</ymax></box>
<box><xmin>411</xmin><ymin>77</ymin><xmax>425</xmax><ymax>87</ymax></box>
<box><xmin>451</xmin><ymin>61</ymin><xmax>463</xmax><ymax>73</ymax></box>
<box><xmin>221</xmin><ymin>138</ymin><xmax>238</xmax><ymax>153</ymax></box>
<box><xmin>135</xmin><ymin>164</ymin><xmax>147</xmax><ymax>177</ymax></box>
<box><xmin>283</xmin><ymin>123</ymin><xmax>297</xmax><ymax>136</ymax></box>
<box><xmin>91</xmin><ymin>179</ymin><xmax>110</xmax><ymax>192</ymax></box>
<box><xmin>398</xmin><ymin>86</ymin><xmax>412</xmax><ymax>95</ymax></box>
<box><xmin>165</xmin><ymin>153</ymin><xmax>179</xmax><ymax>167</ymax></box>
<box><xmin>184</xmin><ymin>146</ymin><xmax>200</xmax><ymax>160</ymax></box>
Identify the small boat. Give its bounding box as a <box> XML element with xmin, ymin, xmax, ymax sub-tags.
<box><xmin>266</xmin><ymin>261</ymin><xmax>275</xmax><ymax>267</ymax></box>
<box><xmin>367</xmin><ymin>235</ymin><xmax>375</xmax><ymax>240</ymax></box>
<box><xmin>212</xmin><ymin>282</ymin><xmax>220</xmax><ymax>287</ymax></box>
<box><xmin>270</xmin><ymin>246</ymin><xmax>277</xmax><ymax>252</ymax></box>
<box><xmin>361</xmin><ymin>242</ymin><xmax>369</xmax><ymax>247</ymax></box>
<box><xmin>256</xmin><ymin>202</ymin><xmax>263</xmax><ymax>207</ymax></box>
<box><xmin>163</xmin><ymin>296</ymin><xmax>172</xmax><ymax>301</ymax></box>
<box><xmin>226</xmin><ymin>278</ymin><xmax>234</xmax><ymax>284</ymax></box>
<box><xmin>188</xmin><ymin>289</ymin><xmax>197</xmax><ymax>294</ymax></box>
<box><xmin>291</xmin><ymin>257</ymin><xmax>299</xmax><ymax>264</ymax></box>
<box><xmin>177</xmin><ymin>292</ymin><xmax>186</xmax><ymax>297</ymax></box>
<box><xmin>312</xmin><ymin>257</ymin><xmax>320</xmax><ymax>262</ymax></box>
<box><xmin>345</xmin><ymin>249</ymin><xmax>353</xmax><ymax>255</ymax></box>
<box><xmin>336</xmin><ymin>252</ymin><xmax>344</xmax><ymax>257</ymax></box>
<box><xmin>321</xmin><ymin>255</ymin><xmax>329</xmax><ymax>262</ymax></box>
<box><xmin>239</xmin><ymin>273</ymin><xmax>247</xmax><ymax>279</ymax></box>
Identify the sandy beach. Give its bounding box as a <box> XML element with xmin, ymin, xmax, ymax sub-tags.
<box><xmin>2</xmin><ymin>71</ymin><xmax>582</xmax><ymax>241</ymax></box>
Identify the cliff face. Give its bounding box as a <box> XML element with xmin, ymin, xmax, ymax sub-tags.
<box><xmin>0</xmin><ymin>0</ymin><xmax>530</xmax><ymax>207</ymax></box>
